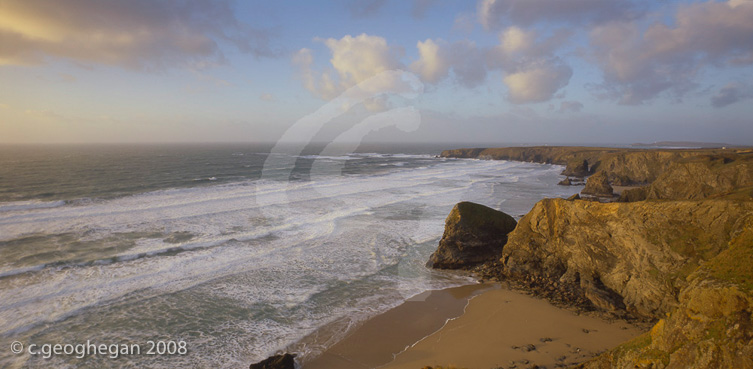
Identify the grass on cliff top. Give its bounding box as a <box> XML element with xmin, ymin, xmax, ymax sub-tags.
<box><xmin>610</xmin><ymin>332</ymin><xmax>670</xmax><ymax>366</ymax></box>
<box><xmin>451</xmin><ymin>201</ymin><xmax>517</xmax><ymax>233</ymax></box>
<box><xmin>703</xmin><ymin>225</ymin><xmax>753</xmax><ymax>292</ymax></box>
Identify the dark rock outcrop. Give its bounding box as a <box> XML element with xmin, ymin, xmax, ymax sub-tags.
<box><xmin>581</xmin><ymin>171</ymin><xmax>613</xmax><ymax>197</ymax></box>
<box><xmin>558</xmin><ymin>177</ymin><xmax>573</xmax><ymax>186</ymax></box>
<box><xmin>427</xmin><ymin>202</ymin><xmax>517</xmax><ymax>269</ymax></box>
<box><xmin>249</xmin><ymin>354</ymin><xmax>296</xmax><ymax>369</ymax></box>
<box><xmin>562</xmin><ymin>159</ymin><xmax>590</xmax><ymax>177</ymax></box>
<box><xmin>616</xmin><ymin>186</ymin><xmax>648</xmax><ymax>202</ymax></box>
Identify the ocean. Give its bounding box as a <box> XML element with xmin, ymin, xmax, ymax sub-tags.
<box><xmin>0</xmin><ymin>143</ymin><xmax>579</xmax><ymax>368</ymax></box>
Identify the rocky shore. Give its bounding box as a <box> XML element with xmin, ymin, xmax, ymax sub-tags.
<box><xmin>251</xmin><ymin>146</ymin><xmax>752</xmax><ymax>369</ymax></box>
<box><xmin>431</xmin><ymin>146</ymin><xmax>753</xmax><ymax>368</ymax></box>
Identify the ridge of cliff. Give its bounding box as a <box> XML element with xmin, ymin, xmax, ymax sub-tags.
<box><xmin>441</xmin><ymin>146</ymin><xmax>750</xmax><ymax>188</ymax></box>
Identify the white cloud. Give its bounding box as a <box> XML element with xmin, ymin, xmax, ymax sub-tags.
<box><xmin>410</xmin><ymin>39</ymin><xmax>487</xmax><ymax>88</ymax></box>
<box><xmin>490</xmin><ymin>26</ymin><xmax>573</xmax><ymax>103</ymax></box>
<box><xmin>477</xmin><ymin>0</ymin><xmax>639</xmax><ymax>30</ymax></box>
<box><xmin>499</xmin><ymin>26</ymin><xmax>536</xmax><ymax>54</ymax></box>
<box><xmin>324</xmin><ymin>34</ymin><xmax>402</xmax><ymax>85</ymax></box>
<box><xmin>293</xmin><ymin>34</ymin><xmax>407</xmax><ymax>99</ymax></box>
<box><xmin>0</xmin><ymin>0</ymin><xmax>277</xmax><ymax>69</ymax></box>
<box><xmin>410</xmin><ymin>25</ymin><xmax>572</xmax><ymax>103</ymax></box>
<box><xmin>504</xmin><ymin>62</ymin><xmax>572</xmax><ymax>103</ymax></box>
<box><xmin>411</xmin><ymin>39</ymin><xmax>451</xmax><ymax>84</ymax></box>
<box><xmin>589</xmin><ymin>0</ymin><xmax>753</xmax><ymax>104</ymax></box>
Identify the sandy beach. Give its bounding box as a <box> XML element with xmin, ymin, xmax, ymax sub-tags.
<box><xmin>298</xmin><ymin>284</ymin><xmax>645</xmax><ymax>369</ymax></box>
<box><xmin>296</xmin><ymin>284</ymin><xmax>493</xmax><ymax>369</ymax></box>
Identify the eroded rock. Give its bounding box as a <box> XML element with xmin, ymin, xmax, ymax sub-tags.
<box><xmin>427</xmin><ymin>201</ymin><xmax>517</xmax><ymax>269</ymax></box>
<box><xmin>581</xmin><ymin>171</ymin><xmax>613</xmax><ymax>197</ymax></box>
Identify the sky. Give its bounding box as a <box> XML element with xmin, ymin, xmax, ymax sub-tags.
<box><xmin>1</xmin><ymin>0</ymin><xmax>752</xmax><ymax>145</ymax></box>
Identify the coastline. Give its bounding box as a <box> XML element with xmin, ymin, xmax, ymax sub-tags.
<box><xmin>295</xmin><ymin>283</ymin><xmax>493</xmax><ymax>369</ymax></box>
<box><xmin>256</xmin><ymin>146</ymin><xmax>753</xmax><ymax>369</ymax></box>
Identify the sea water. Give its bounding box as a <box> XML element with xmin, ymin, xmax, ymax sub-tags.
<box><xmin>0</xmin><ymin>143</ymin><xmax>578</xmax><ymax>368</ymax></box>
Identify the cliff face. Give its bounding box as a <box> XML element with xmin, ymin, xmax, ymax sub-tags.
<box><xmin>500</xmin><ymin>198</ymin><xmax>753</xmax><ymax>319</ymax></box>
<box><xmin>441</xmin><ymin>146</ymin><xmax>748</xmax><ymax>189</ymax></box>
<box><xmin>581</xmin><ymin>171</ymin><xmax>614</xmax><ymax>197</ymax></box>
<box><xmin>579</xmin><ymin>219</ymin><xmax>753</xmax><ymax>369</ymax></box>
<box><xmin>645</xmin><ymin>155</ymin><xmax>753</xmax><ymax>200</ymax></box>
<box><xmin>427</xmin><ymin>202</ymin><xmax>517</xmax><ymax>269</ymax></box>
<box><xmin>434</xmin><ymin>146</ymin><xmax>753</xmax><ymax>368</ymax></box>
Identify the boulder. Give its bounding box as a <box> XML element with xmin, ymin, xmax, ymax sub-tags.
<box><xmin>581</xmin><ymin>171</ymin><xmax>613</xmax><ymax>197</ymax></box>
<box><xmin>558</xmin><ymin>178</ymin><xmax>572</xmax><ymax>186</ymax></box>
<box><xmin>427</xmin><ymin>202</ymin><xmax>517</xmax><ymax>269</ymax></box>
<box><xmin>249</xmin><ymin>354</ymin><xmax>296</xmax><ymax>369</ymax></box>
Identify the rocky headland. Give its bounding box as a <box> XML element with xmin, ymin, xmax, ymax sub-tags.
<box><xmin>433</xmin><ymin>146</ymin><xmax>753</xmax><ymax>368</ymax></box>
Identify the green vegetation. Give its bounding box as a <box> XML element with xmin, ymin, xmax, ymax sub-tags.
<box><xmin>451</xmin><ymin>201</ymin><xmax>517</xmax><ymax>235</ymax></box>
<box><xmin>611</xmin><ymin>332</ymin><xmax>651</xmax><ymax>360</ymax></box>
<box><xmin>704</xmin><ymin>225</ymin><xmax>753</xmax><ymax>292</ymax></box>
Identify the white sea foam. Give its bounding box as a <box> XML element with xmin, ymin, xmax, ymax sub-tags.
<box><xmin>0</xmin><ymin>157</ymin><xmax>578</xmax><ymax>368</ymax></box>
<box><xmin>0</xmin><ymin>200</ymin><xmax>66</xmax><ymax>213</ymax></box>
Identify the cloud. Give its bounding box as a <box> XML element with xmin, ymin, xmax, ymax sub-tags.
<box><xmin>411</xmin><ymin>26</ymin><xmax>572</xmax><ymax>103</ymax></box>
<box><xmin>412</xmin><ymin>0</ymin><xmax>438</xmax><ymax>18</ymax></box>
<box><xmin>477</xmin><ymin>0</ymin><xmax>639</xmax><ymax>30</ymax></box>
<box><xmin>490</xmin><ymin>27</ymin><xmax>573</xmax><ymax>103</ymax></box>
<box><xmin>410</xmin><ymin>39</ymin><xmax>487</xmax><ymax>87</ymax></box>
<box><xmin>504</xmin><ymin>62</ymin><xmax>572</xmax><ymax>103</ymax></box>
<box><xmin>589</xmin><ymin>0</ymin><xmax>753</xmax><ymax>104</ymax></box>
<box><xmin>347</xmin><ymin>0</ymin><xmax>388</xmax><ymax>18</ymax></box>
<box><xmin>260</xmin><ymin>93</ymin><xmax>276</xmax><ymax>102</ymax></box>
<box><xmin>453</xmin><ymin>13</ymin><xmax>476</xmax><ymax>34</ymax></box>
<box><xmin>711</xmin><ymin>83</ymin><xmax>752</xmax><ymax>108</ymax></box>
<box><xmin>0</xmin><ymin>0</ymin><xmax>277</xmax><ymax>69</ymax></box>
<box><xmin>293</xmin><ymin>34</ymin><xmax>405</xmax><ymax>99</ymax></box>
<box><xmin>558</xmin><ymin>100</ymin><xmax>584</xmax><ymax>113</ymax></box>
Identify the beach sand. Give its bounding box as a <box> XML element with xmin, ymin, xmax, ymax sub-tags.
<box><xmin>297</xmin><ymin>284</ymin><xmax>493</xmax><ymax>369</ymax></box>
<box><xmin>300</xmin><ymin>285</ymin><xmax>646</xmax><ymax>369</ymax></box>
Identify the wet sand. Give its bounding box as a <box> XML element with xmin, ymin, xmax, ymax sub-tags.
<box><xmin>299</xmin><ymin>285</ymin><xmax>646</xmax><ymax>369</ymax></box>
<box><xmin>297</xmin><ymin>284</ymin><xmax>493</xmax><ymax>369</ymax></box>
<box><xmin>380</xmin><ymin>288</ymin><xmax>645</xmax><ymax>369</ymax></box>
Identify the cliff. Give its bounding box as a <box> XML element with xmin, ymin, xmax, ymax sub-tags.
<box><xmin>427</xmin><ymin>202</ymin><xmax>517</xmax><ymax>269</ymax></box>
<box><xmin>430</xmin><ymin>146</ymin><xmax>753</xmax><ymax>368</ymax></box>
<box><xmin>578</xmin><ymin>219</ymin><xmax>753</xmax><ymax>369</ymax></box>
<box><xmin>441</xmin><ymin>146</ymin><xmax>748</xmax><ymax>187</ymax></box>
<box><xmin>500</xmin><ymin>198</ymin><xmax>753</xmax><ymax>319</ymax></box>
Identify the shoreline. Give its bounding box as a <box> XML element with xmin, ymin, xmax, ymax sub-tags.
<box><xmin>296</xmin><ymin>283</ymin><xmax>646</xmax><ymax>369</ymax></box>
<box><xmin>293</xmin><ymin>283</ymin><xmax>492</xmax><ymax>369</ymax></box>
<box><xmin>255</xmin><ymin>146</ymin><xmax>753</xmax><ymax>369</ymax></box>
